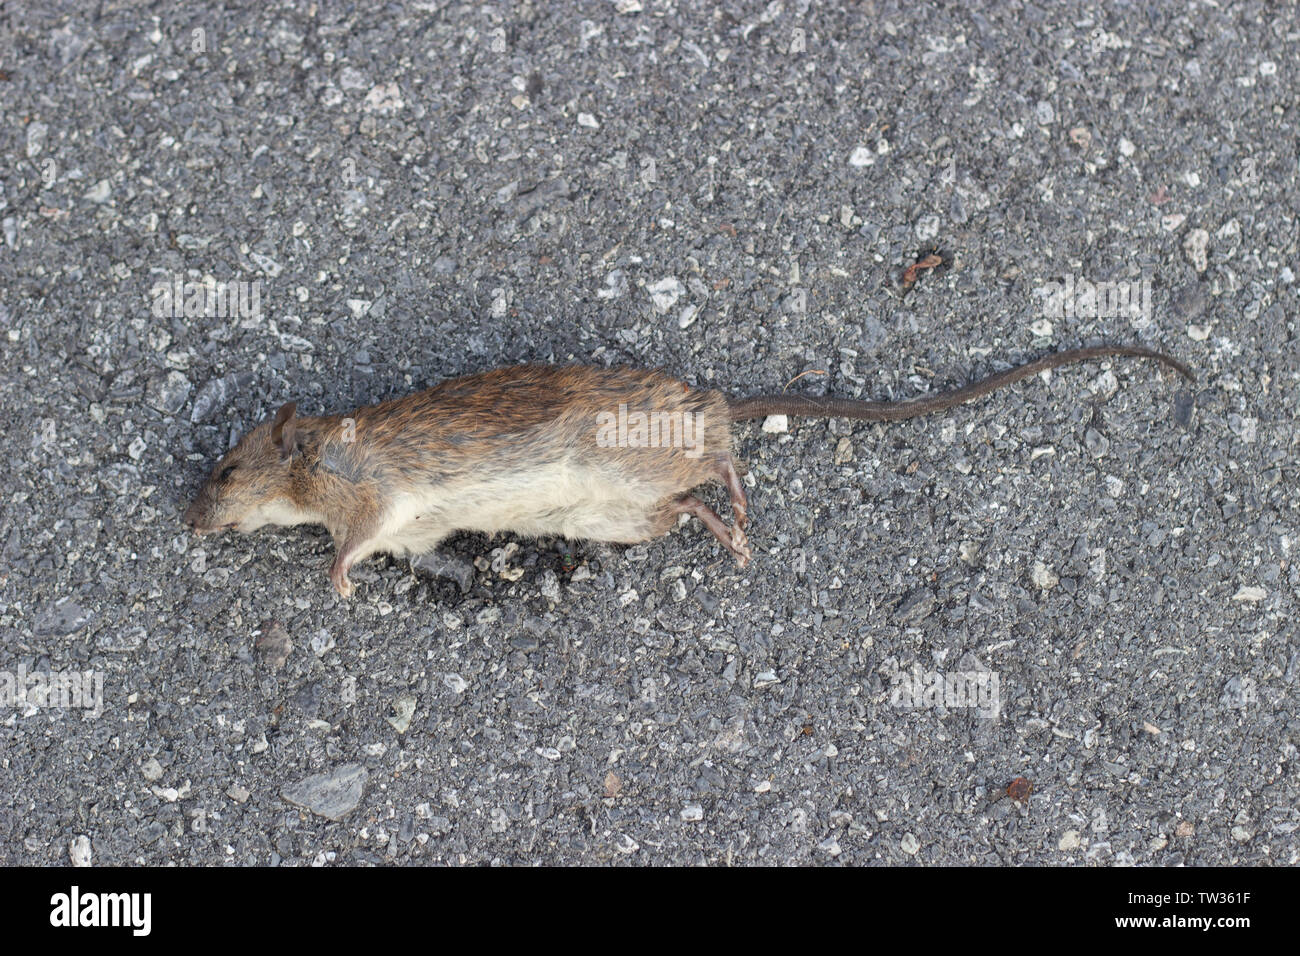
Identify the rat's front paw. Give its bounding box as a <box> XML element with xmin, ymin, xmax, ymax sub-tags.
<box><xmin>330</xmin><ymin>562</ymin><xmax>355</xmax><ymax>598</ymax></box>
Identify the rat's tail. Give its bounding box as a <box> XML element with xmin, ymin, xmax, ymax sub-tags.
<box><xmin>727</xmin><ymin>345</ymin><xmax>1194</xmax><ymax>422</ymax></box>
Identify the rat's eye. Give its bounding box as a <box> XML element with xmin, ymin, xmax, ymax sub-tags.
<box><xmin>219</xmin><ymin>465</ymin><xmax>237</xmax><ymax>481</ymax></box>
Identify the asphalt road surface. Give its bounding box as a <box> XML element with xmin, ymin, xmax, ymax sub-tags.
<box><xmin>1</xmin><ymin>1</ymin><xmax>1296</xmax><ymax>865</ymax></box>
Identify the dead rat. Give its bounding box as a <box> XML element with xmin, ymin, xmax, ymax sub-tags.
<box><xmin>183</xmin><ymin>345</ymin><xmax>1193</xmax><ymax>597</ymax></box>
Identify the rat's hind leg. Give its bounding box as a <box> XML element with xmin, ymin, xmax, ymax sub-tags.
<box><xmin>714</xmin><ymin>453</ymin><xmax>749</xmax><ymax>534</ymax></box>
<box><xmin>674</xmin><ymin>494</ymin><xmax>752</xmax><ymax>567</ymax></box>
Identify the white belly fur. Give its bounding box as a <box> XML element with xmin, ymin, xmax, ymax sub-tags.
<box><xmin>369</xmin><ymin>458</ymin><xmax>671</xmax><ymax>557</ymax></box>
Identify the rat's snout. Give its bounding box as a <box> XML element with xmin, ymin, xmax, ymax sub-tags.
<box><xmin>183</xmin><ymin>473</ymin><xmax>256</xmax><ymax>535</ymax></box>
<box><xmin>183</xmin><ymin>483</ymin><xmax>226</xmax><ymax>534</ymax></box>
<box><xmin>182</xmin><ymin>496</ymin><xmax>209</xmax><ymax>534</ymax></box>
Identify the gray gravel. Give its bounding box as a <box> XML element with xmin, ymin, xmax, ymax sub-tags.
<box><xmin>1</xmin><ymin>2</ymin><xmax>1296</xmax><ymax>865</ymax></box>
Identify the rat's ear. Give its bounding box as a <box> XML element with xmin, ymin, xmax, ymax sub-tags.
<box><xmin>271</xmin><ymin>402</ymin><xmax>298</xmax><ymax>460</ymax></box>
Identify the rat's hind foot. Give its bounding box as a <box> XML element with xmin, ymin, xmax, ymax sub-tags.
<box><xmin>674</xmin><ymin>494</ymin><xmax>751</xmax><ymax>567</ymax></box>
<box><xmin>715</xmin><ymin>454</ymin><xmax>749</xmax><ymax>531</ymax></box>
<box><xmin>729</xmin><ymin>524</ymin><xmax>752</xmax><ymax>566</ymax></box>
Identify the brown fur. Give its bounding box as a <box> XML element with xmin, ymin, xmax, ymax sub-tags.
<box><xmin>184</xmin><ymin>365</ymin><xmax>743</xmax><ymax>596</ymax></box>
<box><xmin>185</xmin><ymin>349</ymin><xmax>1189</xmax><ymax>597</ymax></box>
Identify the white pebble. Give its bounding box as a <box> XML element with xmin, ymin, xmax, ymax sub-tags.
<box><xmin>1231</xmin><ymin>586</ymin><xmax>1266</xmax><ymax>603</ymax></box>
<box><xmin>26</xmin><ymin>122</ymin><xmax>48</xmax><ymax>159</ymax></box>
<box><xmin>443</xmin><ymin>673</ymin><xmax>469</xmax><ymax>694</ymax></box>
<box><xmin>848</xmin><ymin>146</ymin><xmax>874</xmax><ymax>167</ymax></box>
<box><xmin>1091</xmin><ymin>369</ymin><xmax>1119</xmax><ymax>400</ymax></box>
<box><xmin>363</xmin><ymin>82</ymin><xmax>403</xmax><ymax>114</ymax></box>
<box><xmin>83</xmin><ymin>179</ymin><xmax>112</xmax><ymax>204</ymax></box>
<box><xmin>1183</xmin><ymin>228</ymin><xmax>1210</xmax><ymax>272</ymax></box>
<box><xmin>616</xmin><ymin>834</ymin><xmax>640</xmax><ymax>854</ymax></box>
<box><xmin>69</xmin><ymin>835</ymin><xmax>92</xmax><ymax>866</ymax></box>
<box><xmin>645</xmin><ymin>276</ymin><xmax>684</xmax><ymax>312</ymax></box>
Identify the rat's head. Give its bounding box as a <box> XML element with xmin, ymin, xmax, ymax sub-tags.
<box><xmin>184</xmin><ymin>402</ymin><xmax>307</xmax><ymax>535</ymax></box>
